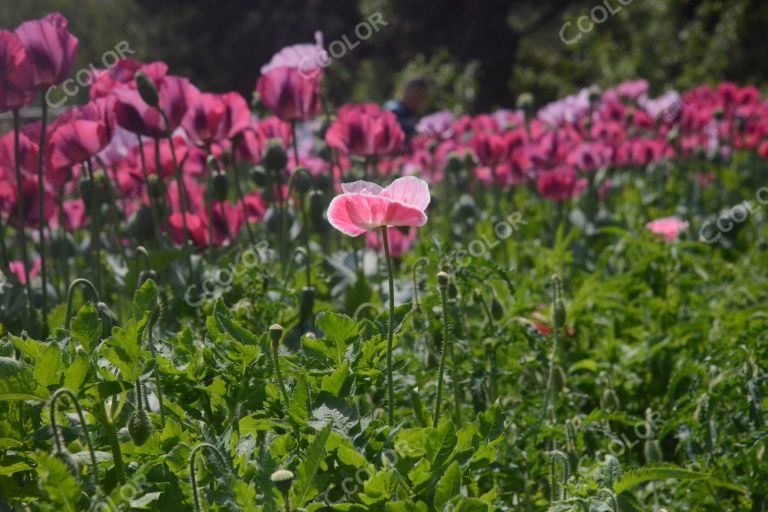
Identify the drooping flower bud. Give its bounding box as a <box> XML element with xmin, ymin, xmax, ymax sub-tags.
<box><xmin>490</xmin><ymin>291</ymin><xmax>504</xmax><ymax>321</ymax></box>
<box><xmin>135</xmin><ymin>71</ymin><xmax>159</xmax><ymax>108</ymax></box>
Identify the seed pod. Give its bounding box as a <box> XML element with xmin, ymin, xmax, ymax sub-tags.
<box><xmin>270</xmin><ymin>469</ymin><xmax>294</xmax><ymax>495</ymax></box>
<box><xmin>212</xmin><ymin>171</ymin><xmax>228</xmax><ymax>201</ymax></box>
<box><xmin>298</xmin><ymin>286</ymin><xmax>314</xmax><ymax>322</ymax></box>
<box><xmin>437</xmin><ymin>271</ymin><xmax>449</xmax><ymax>289</ymax></box>
<box><xmin>292</xmin><ymin>167</ymin><xmax>312</xmax><ymax>193</ymax></box>
<box><xmin>53</xmin><ymin>448</ymin><xmax>80</xmax><ymax>478</ymax></box>
<box><xmin>265</xmin><ymin>207</ymin><xmax>294</xmax><ymax>234</ymax></box>
<box><xmin>263</xmin><ymin>140</ymin><xmax>288</xmax><ymax>172</ymax></box>
<box><xmin>250</xmin><ymin>166</ymin><xmax>267</xmax><ymax>186</ymax></box>
<box><xmin>135</xmin><ymin>71</ymin><xmax>159</xmax><ymax>108</ymax></box>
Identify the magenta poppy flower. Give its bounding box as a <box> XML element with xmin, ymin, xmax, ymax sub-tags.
<box><xmin>0</xmin><ymin>30</ymin><xmax>36</xmax><ymax>112</ymax></box>
<box><xmin>46</xmin><ymin>103</ymin><xmax>112</xmax><ymax>186</ymax></box>
<box><xmin>182</xmin><ymin>91</ymin><xmax>250</xmax><ymax>147</ymax></box>
<box><xmin>10</xmin><ymin>257</ymin><xmax>41</xmax><ymax>285</ymax></box>
<box><xmin>327</xmin><ymin>176</ymin><xmax>430</xmax><ymax>237</ymax></box>
<box><xmin>256</xmin><ymin>67</ymin><xmax>321</xmax><ymax>123</ymax></box>
<box><xmin>646</xmin><ymin>217</ymin><xmax>689</xmax><ymax>241</ymax></box>
<box><xmin>471</xmin><ymin>132</ymin><xmax>512</xmax><ymax>167</ymax></box>
<box><xmin>90</xmin><ymin>59</ymin><xmax>168</xmax><ymax>99</ymax></box>
<box><xmin>113</xmin><ymin>74</ymin><xmax>197</xmax><ymax>138</ymax></box>
<box><xmin>325</xmin><ymin>104</ymin><xmax>405</xmax><ymax>158</ymax></box>
<box><xmin>536</xmin><ymin>166</ymin><xmax>582</xmax><ymax>202</ymax></box>
<box><xmin>15</xmin><ymin>13</ymin><xmax>78</xmax><ymax>88</ymax></box>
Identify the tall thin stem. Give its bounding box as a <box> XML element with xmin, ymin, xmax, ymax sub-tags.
<box><xmin>189</xmin><ymin>443</ymin><xmax>230</xmax><ymax>512</ymax></box>
<box><xmin>50</xmin><ymin>388</ymin><xmax>100</xmax><ymax>491</ymax></box>
<box><xmin>434</xmin><ymin>275</ymin><xmax>450</xmax><ymax>427</ymax></box>
<box><xmin>11</xmin><ymin>109</ymin><xmax>32</xmax><ymax>313</ymax></box>
<box><xmin>136</xmin><ymin>135</ymin><xmax>162</xmax><ymax>244</ymax></box>
<box><xmin>36</xmin><ymin>98</ymin><xmax>49</xmax><ymax>333</ymax></box>
<box><xmin>84</xmin><ymin>161</ymin><xmax>102</xmax><ymax>295</ymax></box>
<box><xmin>381</xmin><ymin>226</ymin><xmax>395</xmax><ymax>426</ymax></box>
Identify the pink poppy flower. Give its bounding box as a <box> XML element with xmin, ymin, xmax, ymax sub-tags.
<box><xmin>9</xmin><ymin>257</ymin><xmax>41</xmax><ymax>284</ymax></box>
<box><xmin>113</xmin><ymin>74</ymin><xmax>197</xmax><ymax>138</ymax></box>
<box><xmin>182</xmin><ymin>91</ymin><xmax>250</xmax><ymax>147</ymax></box>
<box><xmin>261</xmin><ymin>32</ymin><xmax>326</xmax><ymax>79</ymax></box>
<box><xmin>256</xmin><ymin>66</ymin><xmax>321</xmax><ymax>123</ymax></box>
<box><xmin>327</xmin><ymin>176</ymin><xmax>430</xmax><ymax>237</ymax></box>
<box><xmin>646</xmin><ymin>217</ymin><xmax>688</xmax><ymax>241</ymax></box>
<box><xmin>14</xmin><ymin>13</ymin><xmax>78</xmax><ymax>88</ymax></box>
<box><xmin>325</xmin><ymin>104</ymin><xmax>405</xmax><ymax>158</ymax></box>
<box><xmin>0</xmin><ymin>30</ymin><xmax>36</xmax><ymax>112</ymax></box>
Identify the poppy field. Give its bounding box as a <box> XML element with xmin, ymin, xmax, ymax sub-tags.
<box><xmin>1</xmin><ymin>11</ymin><xmax>767</xmax><ymax>512</ymax></box>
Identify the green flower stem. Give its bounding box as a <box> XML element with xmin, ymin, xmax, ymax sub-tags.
<box><xmin>381</xmin><ymin>226</ymin><xmax>396</xmax><ymax>427</ymax></box>
<box><xmin>36</xmin><ymin>97</ymin><xmax>49</xmax><ymax>334</ymax></box>
<box><xmin>287</xmin><ymin>167</ymin><xmax>315</xmax><ymax>289</ymax></box>
<box><xmin>64</xmin><ymin>278</ymin><xmax>100</xmax><ymax>330</ymax></box>
<box><xmin>152</xmin><ymin>138</ymin><xmax>173</xmax><ymax>237</ymax></box>
<box><xmin>97</xmin><ymin>400</ymin><xmax>126</xmax><ymax>483</ymax></box>
<box><xmin>146</xmin><ymin>307</ymin><xmax>166</xmax><ymax>429</ymax></box>
<box><xmin>205</xmin><ymin>155</ymin><xmax>215</xmax><ymax>251</ymax></box>
<box><xmin>227</xmin><ymin>153</ymin><xmax>255</xmax><ymax>246</ymax></box>
<box><xmin>450</xmin><ymin>341</ymin><xmax>462</xmax><ymax>424</ymax></box>
<box><xmin>434</xmin><ymin>277</ymin><xmax>450</xmax><ymax>427</ymax></box>
<box><xmin>135</xmin><ymin>135</ymin><xmax>163</xmax><ymax>244</ymax></box>
<box><xmin>50</xmin><ymin>388</ymin><xmax>100</xmax><ymax>491</ymax></box>
<box><xmin>11</xmin><ymin>109</ymin><xmax>33</xmax><ymax>315</ymax></box>
<box><xmin>271</xmin><ymin>338</ymin><xmax>290</xmax><ymax>408</ymax></box>
<box><xmin>83</xmin><ymin>161</ymin><xmax>103</xmax><ymax>294</ymax></box>
<box><xmin>189</xmin><ymin>443</ymin><xmax>229</xmax><ymax>512</ymax></box>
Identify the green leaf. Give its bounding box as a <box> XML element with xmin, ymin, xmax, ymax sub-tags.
<box><xmin>455</xmin><ymin>498</ymin><xmax>489</xmax><ymax>511</ymax></box>
<box><xmin>0</xmin><ymin>357</ymin><xmax>44</xmax><ymax>401</ymax></box>
<box><xmin>614</xmin><ymin>464</ymin><xmax>709</xmax><ymax>494</ymax></box>
<box><xmin>102</xmin><ymin>318</ymin><xmax>143</xmax><ymax>381</ymax></box>
<box><xmin>362</xmin><ymin>469</ymin><xmax>399</xmax><ymax>505</ymax></box>
<box><xmin>375</xmin><ymin>303</ymin><xmax>412</xmax><ymax>337</ymax></box>
<box><xmin>70</xmin><ymin>303</ymin><xmax>102</xmax><ymax>352</ymax></box>
<box><xmin>132</xmin><ymin>278</ymin><xmax>157</xmax><ymax>322</ymax></box>
<box><xmin>434</xmin><ymin>460</ymin><xmax>461</xmax><ymax>510</ymax></box>
<box><xmin>321</xmin><ymin>361</ymin><xmax>349</xmax><ymax>396</ymax></box>
<box><xmin>316</xmin><ymin>310</ymin><xmax>357</xmax><ymax>366</ymax></box>
<box><xmin>62</xmin><ymin>351</ymin><xmax>90</xmax><ymax>391</ymax></box>
<box><xmin>288</xmin><ymin>374</ymin><xmax>310</xmax><ymax>425</ymax></box>
<box><xmin>292</xmin><ymin>420</ymin><xmax>333</xmax><ymax>507</ymax></box>
<box><xmin>33</xmin><ymin>343</ymin><xmax>63</xmax><ymax>390</ymax></box>
<box><xmin>35</xmin><ymin>452</ymin><xmax>80</xmax><ymax>512</ymax></box>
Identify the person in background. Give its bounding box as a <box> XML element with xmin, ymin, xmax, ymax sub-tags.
<box><xmin>384</xmin><ymin>76</ymin><xmax>431</xmax><ymax>144</ymax></box>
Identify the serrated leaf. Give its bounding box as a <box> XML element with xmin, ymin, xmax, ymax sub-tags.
<box><xmin>316</xmin><ymin>310</ymin><xmax>357</xmax><ymax>366</ymax></box>
<box><xmin>70</xmin><ymin>303</ymin><xmax>102</xmax><ymax>352</ymax></box>
<box><xmin>613</xmin><ymin>464</ymin><xmax>709</xmax><ymax>494</ymax></box>
<box><xmin>292</xmin><ymin>421</ymin><xmax>333</xmax><ymax>507</ymax></box>
<box><xmin>132</xmin><ymin>278</ymin><xmax>157</xmax><ymax>322</ymax></box>
<box><xmin>288</xmin><ymin>374</ymin><xmax>310</xmax><ymax>425</ymax></box>
<box><xmin>33</xmin><ymin>343</ymin><xmax>62</xmax><ymax>389</ymax></box>
<box><xmin>434</xmin><ymin>460</ymin><xmax>461</xmax><ymax>510</ymax></box>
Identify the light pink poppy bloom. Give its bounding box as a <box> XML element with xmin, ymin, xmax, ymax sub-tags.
<box><xmin>327</xmin><ymin>176</ymin><xmax>430</xmax><ymax>237</ymax></box>
<box><xmin>646</xmin><ymin>217</ymin><xmax>689</xmax><ymax>241</ymax></box>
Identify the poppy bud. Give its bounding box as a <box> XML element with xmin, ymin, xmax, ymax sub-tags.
<box><xmin>269</xmin><ymin>324</ymin><xmax>284</xmax><ymax>350</ymax></box>
<box><xmin>292</xmin><ymin>168</ymin><xmax>312</xmax><ymax>194</ymax></box>
<box><xmin>263</xmin><ymin>140</ymin><xmax>288</xmax><ymax>172</ymax></box>
<box><xmin>128</xmin><ymin>409</ymin><xmax>153</xmax><ymax>446</ymax></box>
<box><xmin>314</xmin><ymin>173</ymin><xmax>332</xmax><ymax>191</ymax></box>
<box><xmin>135</xmin><ymin>71</ymin><xmax>159</xmax><ymax>108</ymax></box>
<box><xmin>298</xmin><ymin>286</ymin><xmax>314</xmax><ymax>322</ymax></box>
<box><xmin>270</xmin><ymin>469</ymin><xmax>294</xmax><ymax>495</ymax></box>
<box><xmin>250</xmin><ymin>166</ymin><xmax>268</xmax><ymax>186</ymax></box>
<box><xmin>454</xmin><ymin>195</ymin><xmax>477</xmax><ymax>221</ymax></box>
<box><xmin>551</xmin><ymin>275</ymin><xmax>566</xmax><ymax>330</ymax></box>
<box><xmin>212</xmin><ymin>171</ymin><xmax>228</xmax><ymax>201</ymax></box>
<box><xmin>552</xmin><ymin>364</ymin><xmax>566</xmax><ymax>392</ymax></box>
<box><xmin>437</xmin><ymin>271</ymin><xmax>449</xmax><ymax>289</ymax></box>
<box><xmin>445</xmin><ymin>153</ymin><xmax>463</xmax><ymax>175</ymax></box>
<box><xmin>516</xmin><ymin>92</ymin><xmax>535</xmax><ymax>114</ymax></box>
